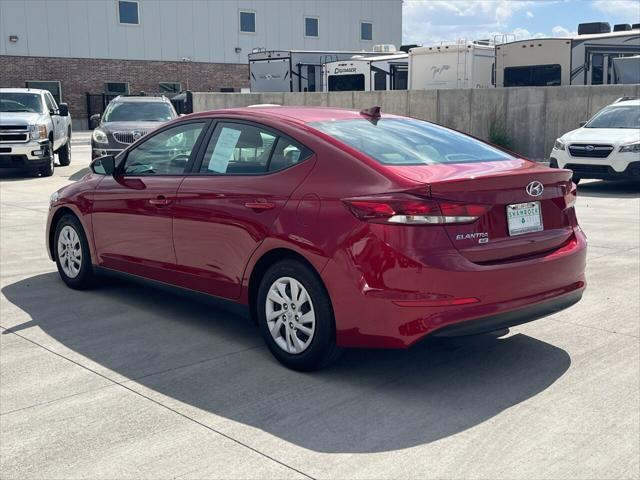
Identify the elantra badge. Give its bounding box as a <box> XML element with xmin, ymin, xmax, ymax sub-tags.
<box><xmin>526</xmin><ymin>181</ymin><xmax>544</xmax><ymax>197</ymax></box>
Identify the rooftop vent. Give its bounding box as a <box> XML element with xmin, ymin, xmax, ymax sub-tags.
<box><xmin>577</xmin><ymin>22</ymin><xmax>611</xmax><ymax>35</ymax></box>
<box><xmin>373</xmin><ymin>44</ymin><xmax>397</xmax><ymax>53</ymax></box>
<box><xmin>613</xmin><ymin>23</ymin><xmax>632</xmax><ymax>31</ymax></box>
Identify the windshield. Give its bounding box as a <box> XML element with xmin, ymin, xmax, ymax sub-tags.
<box><xmin>103</xmin><ymin>101</ymin><xmax>176</xmax><ymax>122</ymax></box>
<box><xmin>310</xmin><ymin>118</ymin><xmax>514</xmax><ymax>165</ymax></box>
<box><xmin>585</xmin><ymin>105</ymin><xmax>640</xmax><ymax>129</ymax></box>
<box><xmin>0</xmin><ymin>93</ymin><xmax>44</xmax><ymax>113</ymax></box>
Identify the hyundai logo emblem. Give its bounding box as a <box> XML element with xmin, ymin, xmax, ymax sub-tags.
<box><xmin>526</xmin><ymin>181</ymin><xmax>544</xmax><ymax>197</ymax></box>
<box><xmin>585</xmin><ymin>145</ymin><xmax>595</xmax><ymax>152</ymax></box>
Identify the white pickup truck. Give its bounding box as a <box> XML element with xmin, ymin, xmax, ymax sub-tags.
<box><xmin>0</xmin><ymin>88</ymin><xmax>72</xmax><ymax>177</ymax></box>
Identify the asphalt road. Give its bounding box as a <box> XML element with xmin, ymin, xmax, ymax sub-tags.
<box><xmin>1</xmin><ymin>132</ymin><xmax>639</xmax><ymax>479</ymax></box>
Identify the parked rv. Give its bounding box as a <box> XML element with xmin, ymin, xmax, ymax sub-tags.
<box><xmin>495</xmin><ymin>22</ymin><xmax>640</xmax><ymax>87</ymax></box>
<box><xmin>249</xmin><ymin>49</ymin><xmax>383</xmax><ymax>93</ymax></box>
<box><xmin>408</xmin><ymin>42</ymin><xmax>495</xmax><ymax>90</ymax></box>
<box><xmin>323</xmin><ymin>53</ymin><xmax>409</xmax><ymax>92</ymax></box>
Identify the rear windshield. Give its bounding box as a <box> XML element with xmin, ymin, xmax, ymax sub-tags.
<box><xmin>103</xmin><ymin>101</ymin><xmax>175</xmax><ymax>122</ymax></box>
<box><xmin>310</xmin><ymin>118</ymin><xmax>514</xmax><ymax>165</ymax></box>
<box><xmin>585</xmin><ymin>105</ymin><xmax>640</xmax><ymax>129</ymax></box>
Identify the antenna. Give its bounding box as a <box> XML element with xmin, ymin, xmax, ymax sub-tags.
<box><xmin>359</xmin><ymin>106</ymin><xmax>381</xmax><ymax>124</ymax></box>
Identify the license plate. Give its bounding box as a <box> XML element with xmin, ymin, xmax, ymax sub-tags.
<box><xmin>507</xmin><ymin>202</ymin><xmax>543</xmax><ymax>236</ymax></box>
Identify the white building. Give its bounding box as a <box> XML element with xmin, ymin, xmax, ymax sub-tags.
<box><xmin>0</xmin><ymin>0</ymin><xmax>402</xmax><ymax>127</ymax></box>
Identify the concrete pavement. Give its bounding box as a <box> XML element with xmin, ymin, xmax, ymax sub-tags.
<box><xmin>1</xmin><ymin>134</ymin><xmax>638</xmax><ymax>479</ymax></box>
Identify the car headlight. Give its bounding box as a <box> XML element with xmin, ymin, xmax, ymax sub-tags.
<box><xmin>92</xmin><ymin>129</ymin><xmax>109</xmax><ymax>144</ymax></box>
<box><xmin>29</xmin><ymin>124</ymin><xmax>47</xmax><ymax>140</ymax></box>
<box><xmin>554</xmin><ymin>139</ymin><xmax>566</xmax><ymax>151</ymax></box>
<box><xmin>619</xmin><ymin>141</ymin><xmax>640</xmax><ymax>153</ymax></box>
<box><xmin>49</xmin><ymin>191</ymin><xmax>59</xmax><ymax>206</ymax></box>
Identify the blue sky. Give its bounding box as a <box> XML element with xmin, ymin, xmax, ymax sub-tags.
<box><xmin>402</xmin><ymin>0</ymin><xmax>640</xmax><ymax>45</ymax></box>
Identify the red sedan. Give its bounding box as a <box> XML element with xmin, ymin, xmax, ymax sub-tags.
<box><xmin>47</xmin><ymin>106</ymin><xmax>586</xmax><ymax>370</ymax></box>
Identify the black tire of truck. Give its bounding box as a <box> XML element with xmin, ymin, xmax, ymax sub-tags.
<box><xmin>58</xmin><ymin>129</ymin><xmax>71</xmax><ymax>166</ymax></box>
<box><xmin>39</xmin><ymin>141</ymin><xmax>55</xmax><ymax>177</ymax></box>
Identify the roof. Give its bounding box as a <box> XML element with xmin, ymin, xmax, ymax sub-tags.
<box><xmin>612</xmin><ymin>99</ymin><xmax>640</xmax><ymax>107</ymax></box>
<box><xmin>185</xmin><ymin>105</ymin><xmax>402</xmax><ymax>124</ymax></box>
<box><xmin>111</xmin><ymin>95</ymin><xmax>171</xmax><ymax>103</ymax></box>
<box><xmin>501</xmin><ymin>28</ymin><xmax>640</xmax><ymax>46</ymax></box>
<box><xmin>0</xmin><ymin>87</ymin><xmax>49</xmax><ymax>94</ymax></box>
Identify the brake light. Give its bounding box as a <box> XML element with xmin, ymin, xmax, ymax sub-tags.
<box><xmin>343</xmin><ymin>194</ymin><xmax>490</xmax><ymax>225</ymax></box>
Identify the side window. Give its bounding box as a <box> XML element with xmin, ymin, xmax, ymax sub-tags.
<box><xmin>200</xmin><ymin>123</ymin><xmax>276</xmax><ymax>174</ymax></box>
<box><xmin>268</xmin><ymin>137</ymin><xmax>311</xmax><ymax>172</ymax></box>
<box><xmin>123</xmin><ymin>122</ymin><xmax>205</xmax><ymax>175</ymax></box>
<box><xmin>44</xmin><ymin>94</ymin><xmax>56</xmax><ymax>112</ymax></box>
<box><xmin>374</xmin><ymin>71</ymin><xmax>387</xmax><ymax>90</ymax></box>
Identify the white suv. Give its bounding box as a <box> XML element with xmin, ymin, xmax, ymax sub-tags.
<box><xmin>549</xmin><ymin>97</ymin><xmax>640</xmax><ymax>183</ymax></box>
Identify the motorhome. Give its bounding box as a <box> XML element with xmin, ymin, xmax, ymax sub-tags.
<box><xmin>495</xmin><ymin>22</ymin><xmax>640</xmax><ymax>87</ymax></box>
<box><xmin>322</xmin><ymin>53</ymin><xmax>409</xmax><ymax>92</ymax></box>
<box><xmin>408</xmin><ymin>42</ymin><xmax>495</xmax><ymax>90</ymax></box>
<box><xmin>249</xmin><ymin>49</ymin><xmax>383</xmax><ymax>93</ymax></box>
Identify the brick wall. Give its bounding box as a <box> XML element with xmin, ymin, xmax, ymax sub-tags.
<box><xmin>0</xmin><ymin>55</ymin><xmax>249</xmax><ymax>129</ymax></box>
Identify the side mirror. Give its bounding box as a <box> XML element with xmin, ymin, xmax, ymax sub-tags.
<box><xmin>58</xmin><ymin>103</ymin><xmax>69</xmax><ymax>117</ymax></box>
<box><xmin>579</xmin><ymin>121</ymin><xmax>587</xmax><ymax>127</ymax></box>
<box><xmin>90</xmin><ymin>155</ymin><xmax>115</xmax><ymax>176</ymax></box>
<box><xmin>90</xmin><ymin>114</ymin><xmax>101</xmax><ymax>129</ymax></box>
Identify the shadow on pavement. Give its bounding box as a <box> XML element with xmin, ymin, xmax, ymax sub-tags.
<box><xmin>68</xmin><ymin>167</ymin><xmax>91</xmax><ymax>181</ymax></box>
<box><xmin>578</xmin><ymin>180</ymin><xmax>640</xmax><ymax>199</ymax></box>
<box><xmin>2</xmin><ymin>272</ymin><xmax>571</xmax><ymax>453</ymax></box>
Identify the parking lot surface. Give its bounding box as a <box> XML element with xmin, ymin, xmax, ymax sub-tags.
<box><xmin>1</xmin><ymin>133</ymin><xmax>639</xmax><ymax>479</ymax></box>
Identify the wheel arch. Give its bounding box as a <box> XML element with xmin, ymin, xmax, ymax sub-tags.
<box><xmin>47</xmin><ymin>206</ymin><xmax>96</xmax><ymax>264</ymax></box>
<box><xmin>247</xmin><ymin>248</ymin><xmax>330</xmax><ymax>325</ymax></box>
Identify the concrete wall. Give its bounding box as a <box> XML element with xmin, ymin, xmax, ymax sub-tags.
<box><xmin>191</xmin><ymin>85</ymin><xmax>640</xmax><ymax>160</ymax></box>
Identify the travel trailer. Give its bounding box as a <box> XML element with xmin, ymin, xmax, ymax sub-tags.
<box><xmin>249</xmin><ymin>49</ymin><xmax>383</xmax><ymax>93</ymax></box>
<box><xmin>408</xmin><ymin>42</ymin><xmax>495</xmax><ymax>90</ymax></box>
<box><xmin>495</xmin><ymin>23</ymin><xmax>640</xmax><ymax>87</ymax></box>
<box><xmin>322</xmin><ymin>53</ymin><xmax>409</xmax><ymax>92</ymax></box>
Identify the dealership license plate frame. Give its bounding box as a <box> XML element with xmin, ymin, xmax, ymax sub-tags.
<box><xmin>507</xmin><ymin>201</ymin><xmax>543</xmax><ymax>236</ymax></box>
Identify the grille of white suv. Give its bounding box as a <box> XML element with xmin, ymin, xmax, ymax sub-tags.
<box><xmin>568</xmin><ymin>144</ymin><xmax>614</xmax><ymax>158</ymax></box>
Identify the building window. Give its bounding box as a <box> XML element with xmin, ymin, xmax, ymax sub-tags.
<box><xmin>305</xmin><ymin>17</ymin><xmax>319</xmax><ymax>37</ymax></box>
<box><xmin>105</xmin><ymin>82</ymin><xmax>130</xmax><ymax>95</ymax></box>
<box><xmin>240</xmin><ymin>11</ymin><xmax>256</xmax><ymax>33</ymax></box>
<box><xmin>118</xmin><ymin>1</ymin><xmax>139</xmax><ymax>25</ymax></box>
<box><xmin>25</xmin><ymin>81</ymin><xmax>62</xmax><ymax>104</ymax></box>
<box><xmin>159</xmin><ymin>82</ymin><xmax>182</xmax><ymax>93</ymax></box>
<box><xmin>360</xmin><ymin>22</ymin><xmax>373</xmax><ymax>41</ymax></box>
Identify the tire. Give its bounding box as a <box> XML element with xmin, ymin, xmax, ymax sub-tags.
<box><xmin>58</xmin><ymin>134</ymin><xmax>71</xmax><ymax>166</ymax></box>
<box><xmin>572</xmin><ymin>175</ymin><xmax>581</xmax><ymax>185</ymax></box>
<box><xmin>257</xmin><ymin>259</ymin><xmax>342</xmax><ymax>371</ymax></box>
<box><xmin>39</xmin><ymin>142</ymin><xmax>54</xmax><ymax>177</ymax></box>
<box><xmin>54</xmin><ymin>214</ymin><xmax>95</xmax><ymax>289</ymax></box>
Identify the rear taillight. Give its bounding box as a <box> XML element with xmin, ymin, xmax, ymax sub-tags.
<box><xmin>343</xmin><ymin>194</ymin><xmax>490</xmax><ymax>225</ymax></box>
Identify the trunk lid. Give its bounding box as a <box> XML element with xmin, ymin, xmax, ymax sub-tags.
<box><xmin>386</xmin><ymin>160</ymin><xmax>575</xmax><ymax>263</ymax></box>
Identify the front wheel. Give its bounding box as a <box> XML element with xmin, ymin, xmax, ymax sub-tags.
<box><xmin>39</xmin><ymin>143</ymin><xmax>55</xmax><ymax>177</ymax></box>
<box><xmin>257</xmin><ymin>259</ymin><xmax>342</xmax><ymax>371</ymax></box>
<box><xmin>572</xmin><ymin>175</ymin><xmax>581</xmax><ymax>185</ymax></box>
<box><xmin>58</xmin><ymin>135</ymin><xmax>71</xmax><ymax>166</ymax></box>
<box><xmin>54</xmin><ymin>214</ymin><xmax>95</xmax><ymax>289</ymax></box>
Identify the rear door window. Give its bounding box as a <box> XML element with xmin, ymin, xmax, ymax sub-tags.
<box><xmin>199</xmin><ymin>122</ymin><xmax>312</xmax><ymax>174</ymax></box>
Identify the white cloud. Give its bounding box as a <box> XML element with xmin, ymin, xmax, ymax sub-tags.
<box><xmin>551</xmin><ymin>25</ymin><xmax>576</xmax><ymax>37</ymax></box>
<box><xmin>526</xmin><ymin>11</ymin><xmax>534</xmax><ymax>18</ymax></box>
<box><xmin>592</xmin><ymin>0</ymin><xmax>640</xmax><ymax>20</ymax></box>
<box><xmin>402</xmin><ymin>1</ymin><xmax>550</xmax><ymax>45</ymax></box>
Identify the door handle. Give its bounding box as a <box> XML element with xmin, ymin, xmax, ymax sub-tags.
<box><xmin>244</xmin><ymin>201</ymin><xmax>275</xmax><ymax>212</ymax></box>
<box><xmin>149</xmin><ymin>196</ymin><xmax>172</xmax><ymax>207</ymax></box>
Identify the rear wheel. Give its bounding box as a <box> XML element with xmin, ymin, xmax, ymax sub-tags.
<box><xmin>257</xmin><ymin>259</ymin><xmax>342</xmax><ymax>371</ymax></box>
<box><xmin>54</xmin><ymin>214</ymin><xmax>95</xmax><ymax>289</ymax></box>
<box><xmin>572</xmin><ymin>175</ymin><xmax>581</xmax><ymax>184</ymax></box>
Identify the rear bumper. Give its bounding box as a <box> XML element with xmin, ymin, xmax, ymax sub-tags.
<box><xmin>431</xmin><ymin>288</ymin><xmax>582</xmax><ymax>337</ymax></box>
<box><xmin>324</xmin><ymin>227</ymin><xmax>587</xmax><ymax>349</ymax></box>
